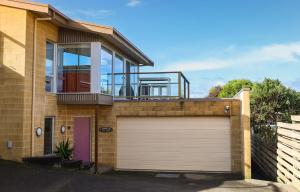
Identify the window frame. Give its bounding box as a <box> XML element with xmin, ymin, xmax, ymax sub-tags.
<box><xmin>45</xmin><ymin>41</ymin><xmax>56</xmax><ymax>93</ymax></box>
<box><xmin>100</xmin><ymin>45</ymin><xmax>113</xmax><ymax>95</ymax></box>
<box><xmin>44</xmin><ymin>116</ymin><xmax>55</xmax><ymax>155</ymax></box>
<box><xmin>57</xmin><ymin>42</ymin><xmax>92</xmax><ymax>93</ymax></box>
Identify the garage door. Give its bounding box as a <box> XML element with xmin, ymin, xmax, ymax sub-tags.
<box><xmin>117</xmin><ymin>117</ymin><xmax>231</xmax><ymax>172</ymax></box>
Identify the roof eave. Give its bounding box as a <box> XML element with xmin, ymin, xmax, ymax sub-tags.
<box><xmin>1</xmin><ymin>0</ymin><xmax>154</xmax><ymax>66</ymax></box>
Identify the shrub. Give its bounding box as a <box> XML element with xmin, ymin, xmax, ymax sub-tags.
<box><xmin>55</xmin><ymin>139</ymin><xmax>73</xmax><ymax>161</ymax></box>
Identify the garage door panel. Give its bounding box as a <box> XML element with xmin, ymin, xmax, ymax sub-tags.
<box><xmin>117</xmin><ymin>117</ymin><xmax>231</xmax><ymax>172</ymax></box>
<box><xmin>117</xmin><ymin>154</ymin><xmax>231</xmax><ymax>161</ymax></box>
<box><xmin>118</xmin><ymin>139</ymin><xmax>230</xmax><ymax>145</ymax></box>
<box><xmin>118</xmin><ymin>161</ymin><xmax>231</xmax><ymax>172</ymax></box>
<box><xmin>117</xmin><ymin>147</ymin><xmax>229</xmax><ymax>152</ymax></box>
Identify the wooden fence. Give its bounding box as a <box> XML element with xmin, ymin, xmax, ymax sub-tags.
<box><xmin>252</xmin><ymin>115</ymin><xmax>300</xmax><ymax>189</ymax></box>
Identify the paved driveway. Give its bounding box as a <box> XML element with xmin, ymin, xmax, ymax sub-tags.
<box><xmin>0</xmin><ymin>160</ymin><xmax>296</xmax><ymax>192</ymax></box>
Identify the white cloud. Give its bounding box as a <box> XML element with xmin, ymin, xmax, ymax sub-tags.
<box><xmin>164</xmin><ymin>42</ymin><xmax>300</xmax><ymax>72</ymax></box>
<box><xmin>127</xmin><ymin>0</ymin><xmax>141</xmax><ymax>7</ymax></box>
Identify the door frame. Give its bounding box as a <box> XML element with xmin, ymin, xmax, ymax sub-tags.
<box><xmin>44</xmin><ymin>116</ymin><xmax>55</xmax><ymax>154</ymax></box>
<box><xmin>73</xmin><ymin>116</ymin><xmax>92</xmax><ymax>162</ymax></box>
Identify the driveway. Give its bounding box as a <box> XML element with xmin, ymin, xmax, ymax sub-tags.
<box><xmin>0</xmin><ymin>160</ymin><xmax>296</xmax><ymax>192</ymax></box>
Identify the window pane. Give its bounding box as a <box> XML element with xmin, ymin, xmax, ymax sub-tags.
<box><xmin>57</xmin><ymin>44</ymin><xmax>91</xmax><ymax>93</ymax></box>
<box><xmin>161</xmin><ymin>86</ymin><xmax>168</xmax><ymax>96</ymax></box>
<box><xmin>100</xmin><ymin>47</ymin><xmax>113</xmax><ymax>95</ymax></box>
<box><xmin>45</xmin><ymin>42</ymin><xmax>54</xmax><ymax>92</ymax></box>
<box><xmin>114</xmin><ymin>55</ymin><xmax>124</xmax><ymax>96</ymax></box>
<box><xmin>153</xmin><ymin>87</ymin><xmax>160</xmax><ymax>96</ymax></box>
<box><xmin>130</xmin><ymin>63</ymin><xmax>138</xmax><ymax>97</ymax></box>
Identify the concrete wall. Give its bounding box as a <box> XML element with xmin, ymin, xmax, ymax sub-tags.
<box><xmin>0</xmin><ymin>5</ymin><xmax>27</xmax><ymax>161</ymax></box>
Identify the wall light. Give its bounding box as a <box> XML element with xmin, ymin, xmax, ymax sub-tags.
<box><xmin>224</xmin><ymin>105</ymin><xmax>230</xmax><ymax>114</ymax></box>
<box><xmin>35</xmin><ymin>127</ymin><xmax>43</xmax><ymax>137</ymax></box>
<box><xmin>61</xmin><ymin>125</ymin><xmax>66</xmax><ymax>134</ymax></box>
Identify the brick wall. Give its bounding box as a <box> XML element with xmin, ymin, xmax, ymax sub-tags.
<box><xmin>0</xmin><ymin>6</ymin><xmax>27</xmax><ymax>161</ymax></box>
<box><xmin>55</xmin><ymin>99</ymin><xmax>242</xmax><ymax>173</ymax></box>
<box><xmin>0</xmin><ymin>7</ymin><xmax>60</xmax><ymax>160</ymax></box>
<box><xmin>22</xmin><ymin>12</ymin><xmax>59</xmax><ymax>157</ymax></box>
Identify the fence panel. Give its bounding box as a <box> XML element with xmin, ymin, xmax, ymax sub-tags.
<box><xmin>252</xmin><ymin>115</ymin><xmax>300</xmax><ymax>190</ymax></box>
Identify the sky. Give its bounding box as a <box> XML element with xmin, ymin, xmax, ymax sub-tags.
<box><xmin>36</xmin><ymin>0</ymin><xmax>300</xmax><ymax>97</ymax></box>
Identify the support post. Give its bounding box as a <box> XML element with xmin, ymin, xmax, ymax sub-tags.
<box><xmin>178</xmin><ymin>73</ymin><xmax>181</xmax><ymax>98</ymax></box>
<box><xmin>234</xmin><ymin>88</ymin><xmax>251</xmax><ymax>179</ymax></box>
<box><xmin>94</xmin><ymin>105</ymin><xmax>99</xmax><ymax>173</ymax></box>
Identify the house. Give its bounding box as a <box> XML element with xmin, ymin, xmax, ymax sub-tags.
<box><xmin>0</xmin><ymin>0</ymin><xmax>251</xmax><ymax>178</ymax></box>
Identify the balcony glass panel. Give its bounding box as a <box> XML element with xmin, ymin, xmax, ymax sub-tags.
<box><xmin>57</xmin><ymin>44</ymin><xmax>91</xmax><ymax>93</ymax></box>
<box><xmin>113</xmin><ymin>72</ymin><xmax>190</xmax><ymax>100</ymax></box>
<box><xmin>114</xmin><ymin>54</ymin><xmax>125</xmax><ymax>96</ymax></box>
<box><xmin>130</xmin><ymin>63</ymin><xmax>138</xmax><ymax>97</ymax></box>
<box><xmin>100</xmin><ymin>47</ymin><xmax>113</xmax><ymax>95</ymax></box>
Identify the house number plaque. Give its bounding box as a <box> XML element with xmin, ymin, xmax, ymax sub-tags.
<box><xmin>99</xmin><ymin>127</ymin><xmax>113</xmax><ymax>133</ymax></box>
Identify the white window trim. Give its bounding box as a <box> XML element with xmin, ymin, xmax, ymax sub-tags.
<box><xmin>53</xmin><ymin>43</ymin><xmax>58</xmax><ymax>93</ymax></box>
<box><xmin>46</xmin><ymin>41</ymin><xmax>56</xmax><ymax>93</ymax></box>
<box><xmin>91</xmin><ymin>42</ymin><xmax>101</xmax><ymax>93</ymax></box>
<box><xmin>112</xmin><ymin>51</ymin><xmax>116</xmax><ymax>97</ymax></box>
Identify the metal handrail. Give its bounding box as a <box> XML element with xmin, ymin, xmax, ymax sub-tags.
<box><xmin>113</xmin><ymin>71</ymin><xmax>190</xmax><ymax>99</ymax></box>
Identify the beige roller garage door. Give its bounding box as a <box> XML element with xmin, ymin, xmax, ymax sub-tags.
<box><xmin>117</xmin><ymin>117</ymin><xmax>231</xmax><ymax>172</ymax></box>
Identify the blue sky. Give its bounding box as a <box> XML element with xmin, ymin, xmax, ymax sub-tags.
<box><xmin>37</xmin><ymin>0</ymin><xmax>300</xmax><ymax>97</ymax></box>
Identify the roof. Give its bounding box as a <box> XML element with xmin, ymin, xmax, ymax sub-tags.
<box><xmin>0</xmin><ymin>0</ymin><xmax>154</xmax><ymax>66</ymax></box>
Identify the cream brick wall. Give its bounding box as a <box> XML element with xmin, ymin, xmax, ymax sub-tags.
<box><xmin>0</xmin><ymin>5</ymin><xmax>27</xmax><ymax>161</ymax></box>
<box><xmin>0</xmin><ymin>6</ymin><xmax>59</xmax><ymax>160</ymax></box>
<box><xmin>55</xmin><ymin>99</ymin><xmax>242</xmax><ymax>174</ymax></box>
<box><xmin>22</xmin><ymin>12</ymin><xmax>59</xmax><ymax>157</ymax></box>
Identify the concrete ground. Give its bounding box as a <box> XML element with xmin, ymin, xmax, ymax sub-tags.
<box><xmin>0</xmin><ymin>160</ymin><xmax>297</xmax><ymax>192</ymax></box>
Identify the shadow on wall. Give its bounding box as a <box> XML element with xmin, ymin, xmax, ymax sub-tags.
<box><xmin>0</xmin><ymin>31</ymin><xmax>27</xmax><ymax>161</ymax></box>
<box><xmin>0</xmin><ymin>31</ymin><xmax>26</xmax><ymax>76</ymax></box>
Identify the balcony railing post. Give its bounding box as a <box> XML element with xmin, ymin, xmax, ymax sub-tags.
<box><xmin>178</xmin><ymin>72</ymin><xmax>181</xmax><ymax>98</ymax></box>
<box><xmin>188</xmin><ymin>82</ymin><xmax>190</xmax><ymax>99</ymax></box>
<box><xmin>184</xmin><ymin>79</ymin><xmax>186</xmax><ymax>99</ymax></box>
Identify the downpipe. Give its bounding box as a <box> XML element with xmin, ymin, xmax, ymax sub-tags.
<box><xmin>31</xmin><ymin>17</ymin><xmax>52</xmax><ymax>156</ymax></box>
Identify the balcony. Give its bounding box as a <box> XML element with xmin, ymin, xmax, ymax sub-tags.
<box><xmin>56</xmin><ymin>67</ymin><xmax>113</xmax><ymax>105</ymax></box>
<box><xmin>54</xmin><ymin>43</ymin><xmax>189</xmax><ymax>104</ymax></box>
<box><xmin>113</xmin><ymin>71</ymin><xmax>190</xmax><ymax>100</ymax></box>
<box><xmin>57</xmin><ymin>93</ymin><xmax>112</xmax><ymax>105</ymax></box>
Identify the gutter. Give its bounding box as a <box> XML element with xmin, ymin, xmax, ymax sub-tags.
<box><xmin>31</xmin><ymin>17</ymin><xmax>52</xmax><ymax>156</ymax></box>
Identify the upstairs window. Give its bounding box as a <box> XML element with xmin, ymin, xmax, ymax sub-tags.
<box><xmin>57</xmin><ymin>44</ymin><xmax>91</xmax><ymax>93</ymax></box>
<box><xmin>114</xmin><ymin>54</ymin><xmax>125</xmax><ymax>96</ymax></box>
<box><xmin>100</xmin><ymin>47</ymin><xmax>113</xmax><ymax>95</ymax></box>
<box><xmin>45</xmin><ymin>41</ymin><xmax>55</xmax><ymax>92</ymax></box>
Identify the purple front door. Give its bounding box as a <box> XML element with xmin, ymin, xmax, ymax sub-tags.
<box><xmin>73</xmin><ymin>117</ymin><xmax>90</xmax><ymax>163</ymax></box>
